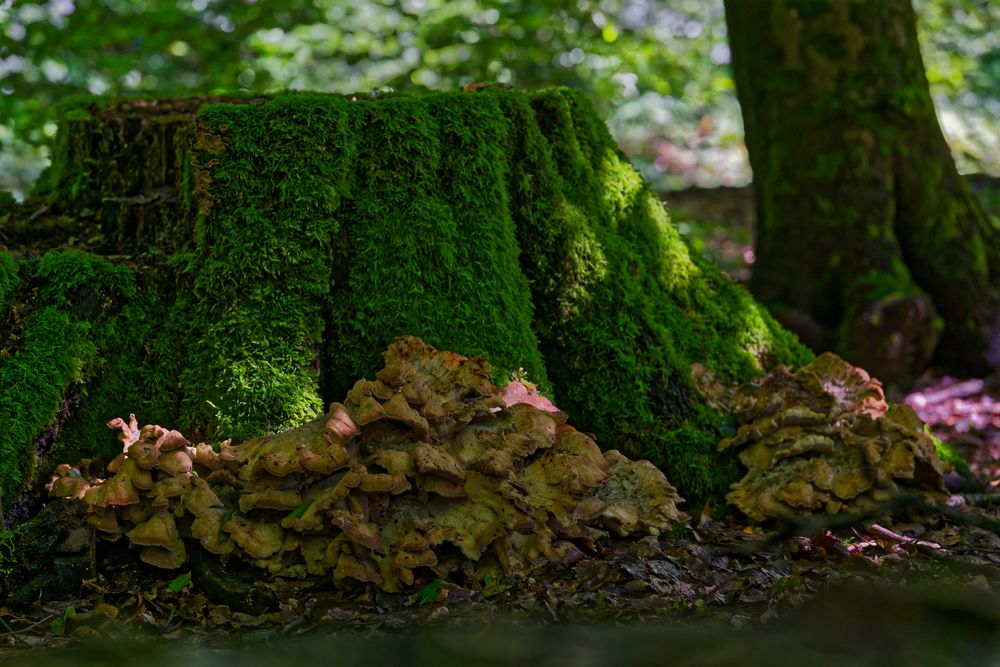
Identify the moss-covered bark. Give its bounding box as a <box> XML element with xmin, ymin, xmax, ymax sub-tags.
<box><xmin>3</xmin><ymin>88</ymin><xmax>809</xmax><ymax>510</ymax></box>
<box><xmin>36</xmin><ymin>96</ymin><xmax>260</xmax><ymax>253</ymax></box>
<box><xmin>725</xmin><ymin>0</ymin><xmax>1000</xmax><ymax>384</ymax></box>
<box><xmin>0</xmin><ymin>251</ymin><xmax>184</xmax><ymax>521</ymax></box>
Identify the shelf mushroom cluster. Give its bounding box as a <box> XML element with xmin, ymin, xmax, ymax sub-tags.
<box><xmin>693</xmin><ymin>352</ymin><xmax>948</xmax><ymax>522</ymax></box>
<box><xmin>50</xmin><ymin>337</ymin><xmax>686</xmax><ymax>591</ymax></box>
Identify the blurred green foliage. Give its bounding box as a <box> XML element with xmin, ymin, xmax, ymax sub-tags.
<box><xmin>0</xmin><ymin>0</ymin><xmax>997</xmax><ymax>199</ymax></box>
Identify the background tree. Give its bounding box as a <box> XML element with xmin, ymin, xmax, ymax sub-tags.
<box><xmin>1</xmin><ymin>1</ymin><xmax>996</xmax><ymax>203</ymax></box>
<box><xmin>725</xmin><ymin>0</ymin><xmax>1000</xmax><ymax>385</ymax></box>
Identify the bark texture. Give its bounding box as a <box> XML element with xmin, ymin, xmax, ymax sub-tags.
<box><xmin>725</xmin><ymin>0</ymin><xmax>1000</xmax><ymax>385</ymax></box>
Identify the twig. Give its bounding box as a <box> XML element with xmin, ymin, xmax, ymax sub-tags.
<box><xmin>0</xmin><ymin>614</ymin><xmax>55</xmax><ymax>640</ymax></box>
<box><xmin>0</xmin><ymin>615</ymin><xmax>30</xmax><ymax>647</ymax></box>
<box><xmin>26</xmin><ymin>203</ymin><xmax>51</xmax><ymax>223</ymax></box>
<box><xmin>729</xmin><ymin>492</ymin><xmax>1000</xmax><ymax>556</ymax></box>
<box><xmin>869</xmin><ymin>523</ymin><xmax>941</xmax><ymax>550</ymax></box>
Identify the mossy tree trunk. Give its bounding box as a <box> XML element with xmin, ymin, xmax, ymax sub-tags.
<box><xmin>725</xmin><ymin>0</ymin><xmax>1000</xmax><ymax>385</ymax></box>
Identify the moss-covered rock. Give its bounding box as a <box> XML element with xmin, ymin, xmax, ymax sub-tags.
<box><xmin>3</xmin><ymin>87</ymin><xmax>810</xmax><ymax>510</ymax></box>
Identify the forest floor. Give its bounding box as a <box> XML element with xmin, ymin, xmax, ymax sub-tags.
<box><xmin>3</xmin><ymin>186</ymin><xmax>1000</xmax><ymax>664</ymax></box>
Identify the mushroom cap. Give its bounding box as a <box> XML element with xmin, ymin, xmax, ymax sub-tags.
<box><xmin>193</xmin><ymin>442</ymin><xmax>221</xmax><ymax>471</ymax></box>
<box><xmin>107</xmin><ymin>414</ymin><xmax>140</xmax><ymax>449</ymax></box>
<box><xmin>358</xmin><ymin>472</ymin><xmax>411</xmax><ymax>495</ymax></box>
<box><xmin>370</xmin><ymin>449</ymin><xmax>413</xmax><ymax>476</ymax></box>
<box><xmin>157</xmin><ymin>430</ymin><xmax>191</xmax><ymax>452</ymax></box>
<box><xmin>239</xmin><ymin>489</ymin><xmax>303</xmax><ymax>512</ymax></box>
<box><xmin>47</xmin><ymin>474</ymin><xmax>91</xmax><ymax>500</ymax></box>
<box><xmin>191</xmin><ymin>508</ymin><xmax>236</xmax><ymax>555</ymax></box>
<box><xmin>330</xmin><ymin>510</ymin><xmax>382</xmax><ymax>550</ymax></box>
<box><xmin>184</xmin><ymin>477</ymin><xmax>224</xmax><ymax>517</ymax></box>
<box><xmin>84</xmin><ymin>471</ymin><xmax>140</xmax><ymax>508</ymax></box>
<box><xmin>412</xmin><ymin>442</ymin><xmax>466</xmax><ymax>483</ymax></box>
<box><xmin>299</xmin><ymin>439</ymin><xmax>351</xmax><ymax>475</ymax></box>
<box><xmin>156</xmin><ymin>449</ymin><xmax>193</xmax><ymax>476</ymax></box>
<box><xmin>106</xmin><ymin>453</ymin><xmax>126</xmax><ymax>474</ymax></box>
<box><xmin>223</xmin><ymin>517</ymin><xmax>284</xmax><ymax>559</ymax></box>
<box><xmin>326</xmin><ymin>402</ymin><xmax>361</xmax><ymax>440</ymax></box>
<box><xmin>393</xmin><ymin>548</ymin><xmax>437</xmax><ymax>570</ymax></box>
<box><xmin>86</xmin><ymin>508</ymin><xmax>122</xmax><ymax>537</ymax></box>
<box><xmin>333</xmin><ymin>553</ymin><xmax>382</xmax><ymax>584</ymax></box>
<box><xmin>127</xmin><ymin>439</ymin><xmax>160</xmax><ymax>470</ymax></box>
<box><xmin>119</xmin><ymin>457</ymin><xmax>154</xmax><ymax>490</ymax></box>
<box><xmin>140</xmin><ymin>542</ymin><xmax>187</xmax><ymax>569</ymax></box>
<box><xmin>352</xmin><ymin>396</ymin><xmax>386</xmax><ymax>426</ymax></box>
<box><xmin>500</xmin><ymin>381</ymin><xmax>560</xmax><ymax>413</ymax></box>
<box><xmin>123</xmin><ymin>503</ymin><xmax>153</xmax><ymax>525</ymax></box>
<box><xmin>382</xmin><ymin>393</ymin><xmax>431</xmax><ymax>437</ymax></box>
<box><xmin>127</xmin><ymin>510</ymin><xmax>180</xmax><ymax>548</ymax></box>
<box><xmin>149</xmin><ymin>473</ymin><xmax>192</xmax><ymax>505</ymax></box>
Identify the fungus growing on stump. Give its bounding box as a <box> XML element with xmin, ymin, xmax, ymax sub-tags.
<box><xmin>51</xmin><ymin>337</ymin><xmax>687</xmax><ymax>592</ymax></box>
<box><xmin>693</xmin><ymin>353</ymin><xmax>948</xmax><ymax>522</ymax></box>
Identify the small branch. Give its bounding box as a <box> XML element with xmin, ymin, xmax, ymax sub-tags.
<box><xmin>0</xmin><ymin>614</ymin><xmax>55</xmax><ymax>640</ymax></box>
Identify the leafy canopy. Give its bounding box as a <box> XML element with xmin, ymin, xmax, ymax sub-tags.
<box><xmin>0</xmin><ymin>0</ymin><xmax>996</xmax><ymax>198</ymax></box>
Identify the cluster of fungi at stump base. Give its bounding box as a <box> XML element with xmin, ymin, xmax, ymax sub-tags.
<box><xmin>49</xmin><ymin>337</ymin><xmax>686</xmax><ymax>592</ymax></box>
<box><xmin>693</xmin><ymin>353</ymin><xmax>948</xmax><ymax>522</ymax></box>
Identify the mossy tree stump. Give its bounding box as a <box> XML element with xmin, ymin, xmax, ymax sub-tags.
<box><xmin>0</xmin><ymin>88</ymin><xmax>809</xmax><ymax>518</ymax></box>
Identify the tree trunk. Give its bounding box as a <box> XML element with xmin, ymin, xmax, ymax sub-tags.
<box><xmin>725</xmin><ymin>0</ymin><xmax>1000</xmax><ymax>386</ymax></box>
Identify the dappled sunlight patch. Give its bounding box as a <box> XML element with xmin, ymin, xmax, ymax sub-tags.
<box><xmin>640</xmin><ymin>191</ymin><xmax>701</xmax><ymax>293</ymax></box>
<box><xmin>598</xmin><ymin>146</ymin><xmax>646</xmax><ymax>219</ymax></box>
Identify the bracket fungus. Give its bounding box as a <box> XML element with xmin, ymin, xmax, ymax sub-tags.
<box><xmin>693</xmin><ymin>353</ymin><xmax>948</xmax><ymax>522</ymax></box>
<box><xmin>51</xmin><ymin>337</ymin><xmax>687</xmax><ymax>592</ymax></box>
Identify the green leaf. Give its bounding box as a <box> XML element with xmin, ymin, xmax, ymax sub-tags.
<box><xmin>286</xmin><ymin>497</ymin><xmax>314</xmax><ymax>519</ymax></box>
<box><xmin>51</xmin><ymin>605</ymin><xmax>76</xmax><ymax>635</ymax></box>
<box><xmin>166</xmin><ymin>571</ymin><xmax>193</xmax><ymax>593</ymax></box>
<box><xmin>416</xmin><ymin>577</ymin><xmax>444</xmax><ymax>606</ymax></box>
<box><xmin>482</xmin><ymin>573</ymin><xmax>514</xmax><ymax>598</ymax></box>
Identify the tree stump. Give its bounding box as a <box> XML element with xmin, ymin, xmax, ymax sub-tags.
<box><xmin>0</xmin><ymin>88</ymin><xmax>809</xmax><ymax>514</ymax></box>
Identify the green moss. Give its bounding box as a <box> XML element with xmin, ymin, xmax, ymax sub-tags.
<box><xmin>53</xmin><ymin>259</ymin><xmax>185</xmax><ymax>466</ymax></box>
<box><xmin>187</xmin><ymin>92</ymin><xmax>547</xmax><ymax>440</ymax></box>
<box><xmin>929</xmin><ymin>433</ymin><xmax>972</xmax><ymax>478</ymax></box>
<box><xmin>0</xmin><ymin>307</ymin><xmax>95</xmax><ymax>498</ymax></box>
<box><xmin>182</xmin><ymin>94</ymin><xmax>350</xmax><ymax>439</ymax></box>
<box><xmin>326</xmin><ymin>93</ymin><xmax>546</xmax><ymax>397</ymax></box>
<box><xmin>496</xmin><ymin>87</ymin><xmax>811</xmax><ymax>501</ymax></box>
<box><xmin>35</xmin><ymin>249</ymin><xmax>135</xmax><ymax>307</ymax></box>
<box><xmin>0</xmin><ymin>252</ymin><xmax>17</xmax><ymax>314</ymax></box>
<box><xmin>40</xmin><ymin>95</ymin><xmax>102</xmax><ymax>202</ymax></box>
<box><xmin>0</xmin><ymin>251</ymin><xmax>179</xmax><ymax>497</ymax></box>
<box><xmin>15</xmin><ymin>87</ymin><xmax>813</xmax><ymax>506</ymax></box>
